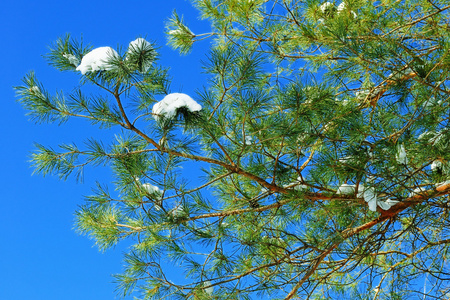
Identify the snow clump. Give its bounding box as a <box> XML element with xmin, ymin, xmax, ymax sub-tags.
<box><xmin>170</xmin><ymin>205</ymin><xmax>185</xmax><ymax>218</ymax></box>
<box><xmin>152</xmin><ymin>93</ymin><xmax>202</xmax><ymax>121</ymax></box>
<box><xmin>337</xmin><ymin>2</ymin><xmax>357</xmax><ymax>17</ymax></box>
<box><xmin>126</xmin><ymin>38</ymin><xmax>153</xmax><ymax>72</ymax></box>
<box><xmin>408</xmin><ymin>187</ymin><xmax>427</xmax><ymax>197</ymax></box>
<box><xmin>168</xmin><ymin>29</ymin><xmax>182</xmax><ymax>35</ymax></box>
<box><xmin>378</xmin><ymin>199</ymin><xmax>400</xmax><ymax>210</ymax></box>
<box><xmin>76</xmin><ymin>47</ymin><xmax>119</xmax><ymax>75</ymax></box>
<box><xmin>336</xmin><ymin>183</ymin><xmax>398</xmax><ymax>211</ymax></box>
<box><xmin>429</xmin><ymin>131</ymin><xmax>445</xmax><ymax>146</ymax></box>
<box><xmin>30</xmin><ymin>86</ymin><xmax>41</xmax><ymax>94</ymax></box>
<box><xmin>418</xmin><ymin>131</ymin><xmax>431</xmax><ymax>140</ymax></box>
<box><xmin>319</xmin><ymin>2</ymin><xmax>356</xmax><ymax>19</ymax></box>
<box><xmin>336</xmin><ymin>183</ymin><xmax>359</xmax><ymax>196</ymax></box>
<box><xmin>63</xmin><ymin>53</ymin><xmax>80</xmax><ymax>66</ymax></box>
<box><xmin>203</xmin><ymin>281</ymin><xmax>214</xmax><ymax>295</ymax></box>
<box><xmin>142</xmin><ymin>183</ymin><xmax>162</xmax><ymax>197</ymax></box>
<box><xmin>418</xmin><ymin>130</ymin><xmax>446</xmax><ymax>146</ymax></box>
<box><xmin>436</xmin><ymin>180</ymin><xmax>450</xmax><ymax>189</ymax></box>
<box><xmin>284</xmin><ymin>178</ymin><xmax>308</xmax><ymax>191</ymax></box>
<box><xmin>356</xmin><ymin>89</ymin><xmax>370</xmax><ymax>100</ymax></box>
<box><xmin>336</xmin><ymin>2</ymin><xmax>346</xmax><ymax>11</ymax></box>
<box><xmin>293</xmin><ymin>183</ymin><xmax>308</xmax><ymax>191</ymax></box>
<box><xmin>431</xmin><ymin>160</ymin><xmax>443</xmax><ymax>172</ymax></box>
<box><xmin>319</xmin><ymin>2</ymin><xmax>334</xmax><ymax>13</ymax></box>
<box><xmin>396</xmin><ymin>144</ymin><xmax>408</xmax><ymax>165</ymax></box>
<box><xmin>127</xmin><ymin>38</ymin><xmax>152</xmax><ymax>54</ymax></box>
<box><xmin>422</xmin><ymin>96</ymin><xmax>442</xmax><ymax>108</ymax></box>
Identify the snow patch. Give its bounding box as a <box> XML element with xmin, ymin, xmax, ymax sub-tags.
<box><xmin>430</xmin><ymin>131</ymin><xmax>445</xmax><ymax>146</ymax></box>
<box><xmin>422</xmin><ymin>96</ymin><xmax>442</xmax><ymax>108</ymax></box>
<box><xmin>76</xmin><ymin>47</ymin><xmax>119</xmax><ymax>75</ymax></box>
<box><xmin>396</xmin><ymin>144</ymin><xmax>407</xmax><ymax>165</ymax></box>
<box><xmin>128</xmin><ymin>38</ymin><xmax>152</xmax><ymax>54</ymax></box>
<box><xmin>289</xmin><ymin>177</ymin><xmax>308</xmax><ymax>191</ymax></box>
<box><xmin>284</xmin><ymin>179</ymin><xmax>308</xmax><ymax>191</ymax></box>
<box><xmin>30</xmin><ymin>86</ymin><xmax>41</xmax><ymax>94</ymax></box>
<box><xmin>319</xmin><ymin>2</ymin><xmax>334</xmax><ymax>13</ymax></box>
<box><xmin>436</xmin><ymin>180</ymin><xmax>450</xmax><ymax>188</ymax></box>
<box><xmin>168</xmin><ymin>29</ymin><xmax>182</xmax><ymax>35</ymax></box>
<box><xmin>142</xmin><ymin>183</ymin><xmax>162</xmax><ymax>197</ymax></box>
<box><xmin>361</xmin><ymin>187</ymin><xmax>377</xmax><ymax>211</ymax></box>
<box><xmin>408</xmin><ymin>187</ymin><xmax>426</xmax><ymax>197</ymax></box>
<box><xmin>152</xmin><ymin>93</ymin><xmax>202</xmax><ymax>121</ymax></box>
<box><xmin>293</xmin><ymin>184</ymin><xmax>308</xmax><ymax>191</ymax></box>
<box><xmin>431</xmin><ymin>160</ymin><xmax>443</xmax><ymax>172</ymax></box>
<box><xmin>337</xmin><ymin>2</ymin><xmax>346</xmax><ymax>11</ymax></box>
<box><xmin>63</xmin><ymin>53</ymin><xmax>80</xmax><ymax>66</ymax></box>
<box><xmin>337</xmin><ymin>2</ymin><xmax>357</xmax><ymax>17</ymax></box>
<box><xmin>203</xmin><ymin>281</ymin><xmax>214</xmax><ymax>295</ymax></box>
<box><xmin>336</xmin><ymin>183</ymin><xmax>356</xmax><ymax>195</ymax></box>
<box><xmin>126</xmin><ymin>38</ymin><xmax>153</xmax><ymax>72</ymax></box>
<box><xmin>356</xmin><ymin>89</ymin><xmax>370</xmax><ymax>100</ymax></box>
<box><xmin>418</xmin><ymin>130</ymin><xmax>446</xmax><ymax>145</ymax></box>
<box><xmin>377</xmin><ymin>198</ymin><xmax>399</xmax><ymax>210</ymax></box>
<box><xmin>171</xmin><ymin>205</ymin><xmax>184</xmax><ymax>218</ymax></box>
<box><xmin>418</xmin><ymin>131</ymin><xmax>431</xmax><ymax>140</ymax></box>
<box><xmin>336</xmin><ymin>183</ymin><xmax>398</xmax><ymax>211</ymax></box>
<box><xmin>341</xmin><ymin>99</ymin><xmax>350</xmax><ymax>106</ymax></box>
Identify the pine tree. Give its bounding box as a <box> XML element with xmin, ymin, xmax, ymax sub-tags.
<box><xmin>16</xmin><ymin>1</ymin><xmax>450</xmax><ymax>299</ymax></box>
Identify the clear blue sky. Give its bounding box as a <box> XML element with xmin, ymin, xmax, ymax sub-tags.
<box><xmin>0</xmin><ymin>1</ymin><xmax>210</xmax><ymax>299</ymax></box>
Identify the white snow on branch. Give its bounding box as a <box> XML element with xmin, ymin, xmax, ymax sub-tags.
<box><xmin>152</xmin><ymin>93</ymin><xmax>202</xmax><ymax>121</ymax></box>
<box><xmin>418</xmin><ymin>131</ymin><xmax>431</xmax><ymax>140</ymax></box>
<box><xmin>136</xmin><ymin>179</ymin><xmax>163</xmax><ymax>210</ymax></box>
<box><xmin>422</xmin><ymin>96</ymin><xmax>442</xmax><ymax>108</ymax></box>
<box><xmin>76</xmin><ymin>47</ymin><xmax>119</xmax><ymax>75</ymax></box>
<box><xmin>283</xmin><ymin>178</ymin><xmax>308</xmax><ymax>191</ymax></box>
<box><xmin>362</xmin><ymin>187</ymin><xmax>378</xmax><ymax>211</ymax></box>
<box><xmin>377</xmin><ymin>198</ymin><xmax>400</xmax><ymax>210</ymax></box>
<box><xmin>168</xmin><ymin>29</ymin><xmax>183</xmax><ymax>35</ymax></box>
<box><xmin>203</xmin><ymin>281</ymin><xmax>214</xmax><ymax>295</ymax></box>
<box><xmin>408</xmin><ymin>187</ymin><xmax>426</xmax><ymax>197</ymax></box>
<box><xmin>355</xmin><ymin>89</ymin><xmax>370</xmax><ymax>100</ymax></box>
<box><xmin>337</xmin><ymin>183</ymin><xmax>398</xmax><ymax>211</ymax></box>
<box><xmin>127</xmin><ymin>38</ymin><xmax>152</xmax><ymax>54</ymax></box>
<box><xmin>396</xmin><ymin>144</ymin><xmax>408</xmax><ymax>165</ymax></box>
<box><xmin>337</xmin><ymin>2</ymin><xmax>346</xmax><ymax>11</ymax></box>
<box><xmin>319</xmin><ymin>2</ymin><xmax>334</xmax><ymax>13</ymax></box>
<box><xmin>431</xmin><ymin>160</ymin><xmax>443</xmax><ymax>172</ymax></box>
<box><xmin>283</xmin><ymin>177</ymin><xmax>309</xmax><ymax>191</ymax></box>
<box><xmin>294</xmin><ymin>185</ymin><xmax>308</xmax><ymax>191</ymax></box>
<box><xmin>430</xmin><ymin>131</ymin><xmax>445</xmax><ymax>146</ymax></box>
<box><xmin>170</xmin><ymin>205</ymin><xmax>184</xmax><ymax>218</ymax></box>
<box><xmin>142</xmin><ymin>183</ymin><xmax>163</xmax><ymax>197</ymax></box>
<box><xmin>436</xmin><ymin>180</ymin><xmax>450</xmax><ymax>188</ymax></box>
<box><xmin>419</xmin><ymin>130</ymin><xmax>446</xmax><ymax>146</ymax></box>
<box><xmin>126</xmin><ymin>38</ymin><xmax>153</xmax><ymax>72</ymax></box>
<box><xmin>336</xmin><ymin>183</ymin><xmax>357</xmax><ymax>195</ymax></box>
<box><xmin>337</xmin><ymin>2</ymin><xmax>357</xmax><ymax>17</ymax></box>
<box><xmin>338</xmin><ymin>155</ymin><xmax>359</xmax><ymax>165</ymax></box>
<box><xmin>63</xmin><ymin>53</ymin><xmax>80</xmax><ymax>66</ymax></box>
<box><xmin>339</xmin><ymin>99</ymin><xmax>350</xmax><ymax>106</ymax></box>
<box><xmin>30</xmin><ymin>86</ymin><xmax>42</xmax><ymax>95</ymax></box>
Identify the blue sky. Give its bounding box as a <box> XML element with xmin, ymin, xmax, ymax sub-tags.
<box><xmin>0</xmin><ymin>1</ymin><xmax>210</xmax><ymax>299</ymax></box>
